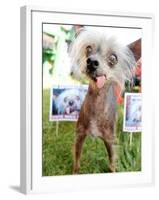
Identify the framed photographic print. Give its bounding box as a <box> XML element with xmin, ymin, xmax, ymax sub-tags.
<box><xmin>20</xmin><ymin>6</ymin><xmax>154</xmax><ymax>194</ymax></box>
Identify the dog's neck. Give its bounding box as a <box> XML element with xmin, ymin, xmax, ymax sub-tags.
<box><xmin>88</xmin><ymin>79</ymin><xmax>116</xmax><ymax>96</ymax></box>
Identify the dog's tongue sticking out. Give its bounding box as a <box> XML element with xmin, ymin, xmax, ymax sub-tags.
<box><xmin>96</xmin><ymin>75</ymin><xmax>106</xmax><ymax>89</ymax></box>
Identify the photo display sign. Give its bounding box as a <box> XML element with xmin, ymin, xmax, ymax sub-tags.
<box><xmin>50</xmin><ymin>85</ymin><xmax>88</xmax><ymax>121</ymax></box>
<box><xmin>123</xmin><ymin>93</ymin><xmax>142</xmax><ymax>132</ymax></box>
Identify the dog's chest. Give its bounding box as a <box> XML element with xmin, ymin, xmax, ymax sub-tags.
<box><xmin>88</xmin><ymin>96</ymin><xmax>108</xmax><ymax>137</ymax></box>
<box><xmin>84</xmin><ymin>82</ymin><xmax>117</xmax><ymax>137</ymax></box>
<box><xmin>89</xmin><ymin>119</ymin><xmax>102</xmax><ymax>137</ymax></box>
<box><xmin>87</xmin><ymin>85</ymin><xmax>115</xmax><ymax>117</ymax></box>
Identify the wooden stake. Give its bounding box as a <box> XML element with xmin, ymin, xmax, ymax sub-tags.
<box><xmin>129</xmin><ymin>132</ymin><xmax>133</xmax><ymax>147</ymax></box>
<box><xmin>55</xmin><ymin>121</ymin><xmax>59</xmax><ymax>136</ymax></box>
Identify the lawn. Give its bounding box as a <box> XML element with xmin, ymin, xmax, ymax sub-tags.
<box><xmin>42</xmin><ymin>89</ymin><xmax>141</xmax><ymax>176</ymax></box>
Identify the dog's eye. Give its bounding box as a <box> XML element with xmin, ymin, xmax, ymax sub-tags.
<box><xmin>64</xmin><ymin>97</ymin><xmax>68</xmax><ymax>103</ymax></box>
<box><xmin>86</xmin><ymin>45</ymin><xmax>93</xmax><ymax>56</ymax></box>
<box><xmin>76</xmin><ymin>96</ymin><xmax>80</xmax><ymax>101</ymax></box>
<box><xmin>107</xmin><ymin>53</ymin><xmax>118</xmax><ymax>67</ymax></box>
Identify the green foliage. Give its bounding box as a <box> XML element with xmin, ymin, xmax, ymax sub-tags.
<box><xmin>42</xmin><ymin>90</ymin><xmax>141</xmax><ymax>176</ymax></box>
<box><xmin>43</xmin><ymin>49</ymin><xmax>56</xmax><ymax>64</ymax></box>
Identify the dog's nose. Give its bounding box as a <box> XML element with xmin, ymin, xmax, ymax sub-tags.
<box><xmin>87</xmin><ymin>58</ymin><xmax>99</xmax><ymax>72</ymax></box>
<box><xmin>69</xmin><ymin>100</ymin><xmax>74</xmax><ymax>106</ymax></box>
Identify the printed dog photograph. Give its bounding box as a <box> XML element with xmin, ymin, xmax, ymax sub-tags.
<box><xmin>42</xmin><ymin>24</ymin><xmax>142</xmax><ymax>176</ymax></box>
<box><xmin>123</xmin><ymin>93</ymin><xmax>142</xmax><ymax>132</ymax></box>
<box><xmin>50</xmin><ymin>85</ymin><xmax>88</xmax><ymax>121</ymax></box>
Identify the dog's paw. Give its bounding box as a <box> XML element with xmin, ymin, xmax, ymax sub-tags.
<box><xmin>72</xmin><ymin>168</ymin><xmax>79</xmax><ymax>174</ymax></box>
<box><xmin>109</xmin><ymin>164</ymin><xmax>116</xmax><ymax>173</ymax></box>
<box><xmin>72</xmin><ymin>166</ymin><xmax>80</xmax><ymax>174</ymax></box>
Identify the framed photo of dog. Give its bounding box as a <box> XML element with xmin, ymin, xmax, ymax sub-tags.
<box><xmin>20</xmin><ymin>6</ymin><xmax>154</xmax><ymax>194</ymax></box>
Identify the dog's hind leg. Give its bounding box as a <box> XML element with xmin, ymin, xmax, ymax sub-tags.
<box><xmin>101</xmin><ymin>131</ymin><xmax>116</xmax><ymax>173</ymax></box>
<box><xmin>73</xmin><ymin>132</ymin><xmax>86</xmax><ymax>174</ymax></box>
<box><xmin>104</xmin><ymin>140</ymin><xmax>115</xmax><ymax>172</ymax></box>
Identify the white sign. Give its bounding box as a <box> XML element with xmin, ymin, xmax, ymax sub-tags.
<box><xmin>50</xmin><ymin>85</ymin><xmax>88</xmax><ymax>121</ymax></box>
<box><xmin>123</xmin><ymin>93</ymin><xmax>142</xmax><ymax>132</ymax></box>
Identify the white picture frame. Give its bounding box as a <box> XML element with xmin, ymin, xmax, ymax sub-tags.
<box><xmin>20</xmin><ymin>6</ymin><xmax>154</xmax><ymax>194</ymax></box>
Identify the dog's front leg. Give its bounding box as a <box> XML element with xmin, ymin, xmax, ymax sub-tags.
<box><xmin>73</xmin><ymin>131</ymin><xmax>86</xmax><ymax>174</ymax></box>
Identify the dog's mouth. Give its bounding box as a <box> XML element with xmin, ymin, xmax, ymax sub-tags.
<box><xmin>92</xmin><ymin>75</ymin><xmax>107</xmax><ymax>89</ymax></box>
<box><xmin>86</xmin><ymin>69</ymin><xmax>107</xmax><ymax>89</ymax></box>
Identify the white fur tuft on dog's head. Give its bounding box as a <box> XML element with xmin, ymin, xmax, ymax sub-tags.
<box><xmin>70</xmin><ymin>29</ymin><xmax>136</xmax><ymax>90</ymax></box>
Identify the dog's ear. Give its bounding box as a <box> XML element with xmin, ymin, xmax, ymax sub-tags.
<box><xmin>122</xmin><ymin>46</ymin><xmax>137</xmax><ymax>91</ymax></box>
<box><xmin>69</xmin><ymin>28</ymin><xmax>87</xmax><ymax>81</ymax></box>
<box><xmin>73</xmin><ymin>25</ymin><xmax>85</xmax><ymax>38</ymax></box>
<box><xmin>128</xmin><ymin>39</ymin><xmax>141</xmax><ymax>61</ymax></box>
<box><xmin>115</xmin><ymin>44</ymin><xmax>136</xmax><ymax>91</ymax></box>
<box><xmin>126</xmin><ymin>39</ymin><xmax>141</xmax><ymax>78</ymax></box>
<box><xmin>126</xmin><ymin>40</ymin><xmax>141</xmax><ymax>92</ymax></box>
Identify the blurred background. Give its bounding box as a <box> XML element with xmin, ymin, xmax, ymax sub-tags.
<box><xmin>43</xmin><ymin>24</ymin><xmax>141</xmax><ymax>91</ymax></box>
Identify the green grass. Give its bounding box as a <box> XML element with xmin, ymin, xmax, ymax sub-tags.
<box><xmin>42</xmin><ymin>89</ymin><xmax>141</xmax><ymax>176</ymax></box>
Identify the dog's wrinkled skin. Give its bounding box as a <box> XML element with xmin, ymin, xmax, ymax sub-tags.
<box><xmin>70</xmin><ymin>30</ymin><xmax>135</xmax><ymax>173</ymax></box>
